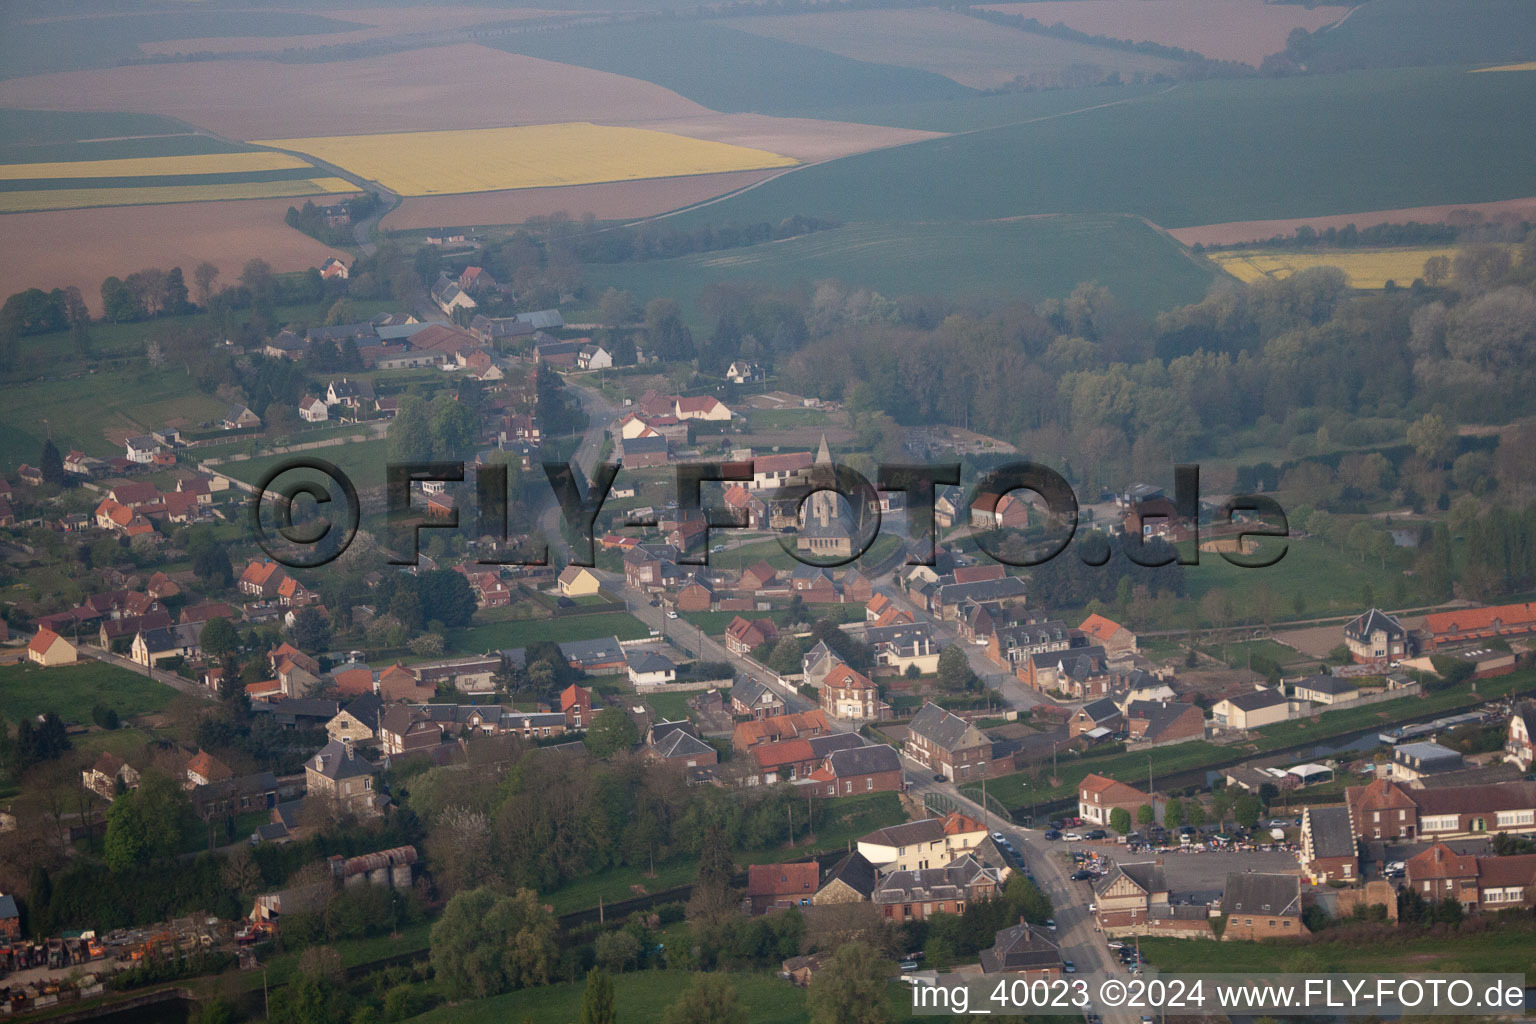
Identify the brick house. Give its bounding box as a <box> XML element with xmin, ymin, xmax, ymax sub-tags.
<box><xmin>1125</xmin><ymin>701</ymin><xmax>1205</xmax><ymax>745</ymax></box>
<box><xmin>1078</xmin><ymin>612</ymin><xmax>1137</xmax><ymax>657</ymax></box>
<box><xmin>1299</xmin><ymin>805</ymin><xmax>1358</xmax><ymax>883</ymax></box>
<box><xmin>803</xmin><ymin>743</ymin><xmax>904</xmax><ymax>798</ymax></box>
<box><xmin>725</xmin><ymin>615</ymin><xmax>778</xmax><ymax>656</ymax></box>
<box><xmin>1343</xmin><ymin>608</ymin><xmax>1414</xmax><ymax>665</ymax></box>
<box><xmin>905</xmin><ymin>702</ymin><xmax>994</xmax><ymax>782</ymax></box>
<box><xmin>1094</xmin><ymin>861</ymin><xmax>1169</xmax><ymax>931</ymax></box>
<box><xmin>746</xmin><ymin>861</ymin><xmax>819</xmax><ymax>914</ymax></box>
<box><xmin>1220</xmin><ymin>872</ymin><xmax>1306</xmax><ymax>941</ymax></box>
<box><xmin>1078</xmin><ymin>773</ymin><xmax>1156</xmax><ymax>827</ymax></box>
<box><xmin>873</xmin><ymin>854</ymin><xmax>1002</xmax><ymax>921</ymax></box>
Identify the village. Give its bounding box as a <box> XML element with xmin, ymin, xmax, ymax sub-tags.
<box><xmin>2</xmin><ymin>254</ymin><xmax>1536</xmax><ymax>1018</ymax></box>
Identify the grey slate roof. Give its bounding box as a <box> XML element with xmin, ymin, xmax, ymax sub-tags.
<box><xmin>1096</xmin><ymin>861</ymin><xmax>1167</xmax><ymax>898</ymax></box>
<box><xmin>936</xmin><ymin>575</ymin><xmax>1028</xmax><ymax>608</ymax></box>
<box><xmin>807</xmin><ymin>733</ymin><xmax>865</xmax><ymax>759</ymax></box>
<box><xmin>559</xmin><ymin>636</ymin><xmax>626</xmax><ymax>665</ymax></box>
<box><xmin>732</xmin><ymin>677</ymin><xmax>779</xmax><ymax>709</ymax></box>
<box><xmin>1125</xmin><ymin>700</ymin><xmax>1197</xmax><ymax>741</ymax></box>
<box><xmin>0</xmin><ymin>894</ymin><xmax>18</xmax><ymax>920</ymax></box>
<box><xmin>873</xmin><ymin>854</ymin><xmax>1000</xmax><ymax>905</ymax></box>
<box><xmin>1079</xmin><ymin>697</ymin><xmax>1121</xmax><ymax>724</ymax></box>
<box><xmin>825</xmin><ymin>743</ymin><xmax>901</xmax><ymax>777</ymax></box>
<box><xmin>626</xmin><ymin>649</ymin><xmax>676</xmax><ymax>675</ymax></box>
<box><xmin>1345</xmin><ymin>608</ymin><xmax>1406</xmax><ymax>641</ymax></box>
<box><xmin>1223</xmin><ymin>872</ymin><xmax>1301</xmax><ymax>918</ymax></box>
<box><xmin>339</xmin><ymin>693</ymin><xmax>384</xmax><ymax>731</ymax></box>
<box><xmin>1294</xmin><ymin>674</ymin><xmax>1356</xmax><ymax>695</ymax></box>
<box><xmin>819</xmin><ymin>851</ymin><xmax>878</xmax><ymax>900</ymax></box>
<box><xmin>1224</xmin><ymin>688</ymin><xmax>1289</xmax><ymax>711</ymax></box>
<box><xmin>980</xmin><ymin>922</ymin><xmax>1062</xmax><ymax>974</ymax></box>
<box><xmin>653</xmin><ymin>728</ymin><xmax>714</xmax><ymax>760</ymax></box>
<box><xmin>908</xmin><ymin>702</ymin><xmax>990</xmax><ymax>754</ymax></box>
<box><xmin>309</xmin><ymin>739</ymin><xmax>375</xmax><ymax>782</ymax></box>
<box><xmin>1304</xmin><ymin>805</ymin><xmax>1356</xmax><ymax>860</ymax></box>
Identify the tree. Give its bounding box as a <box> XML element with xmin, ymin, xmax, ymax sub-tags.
<box><xmin>193</xmin><ymin>262</ymin><xmax>220</xmax><ymax>307</ymax></box>
<box><xmin>1136</xmin><ymin>804</ymin><xmax>1155</xmax><ymax>827</ymax></box>
<box><xmin>579</xmin><ymin>968</ymin><xmax>616</xmax><ymax>1024</ymax></box>
<box><xmin>765</xmin><ymin>635</ymin><xmax>805</xmax><ymax>675</ymax></box>
<box><xmin>594</xmin><ymin>929</ymin><xmax>641</xmax><ymax>973</ymax></box>
<box><xmin>1408</xmin><ymin>412</ymin><xmax>1455</xmax><ymax>466</ymax></box>
<box><xmin>1163</xmin><ymin>797</ymin><xmax>1185</xmax><ymax>829</ymax></box>
<box><xmin>936</xmin><ymin>645</ymin><xmax>977</xmax><ymax>693</ymax></box>
<box><xmin>40</xmin><ymin>438</ymin><xmax>65</xmax><ymax>486</ymax></box>
<box><xmin>662</xmin><ymin>973</ymin><xmax>747</xmax><ymax>1024</ymax></box>
<box><xmin>289</xmin><ymin>606</ymin><xmax>331</xmax><ymax>652</ymax></box>
<box><xmin>430</xmin><ymin>888</ymin><xmax>556</xmax><ymax>998</ymax></box>
<box><xmin>644</xmin><ymin>297</ymin><xmax>695</xmax><ymax>362</ymax></box>
<box><xmin>584</xmin><ymin>706</ymin><xmax>640</xmax><ymax>758</ymax></box>
<box><xmin>1185</xmin><ymin>802</ymin><xmax>1206</xmax><ymax>828</ymax></box>
<box><xmin>597</xmin><ymin>287</ymin><xmax>640</xmax><ymax>328</ymax></box>
<box><xmin>1233</xmin><ymin>793</ymin><xmax>1264</xmax><ymax>830</ymax></box>
<box><xmin>189</xmin><ymin>530</ymin><xmax>233</xmax><ymax>587</ymax></box>
<box><xmin>1108</xmin><ymin>806</ymin><xmax>1132</xmax><ymax>836</ymax></box>
<box><xmin>200</xmin><ymin>616</ymin><xmax>240</xmax><ymax>664</ymax></box>
<box><xmin>426</xmin><ymin>806</ymin><xmax>492</xmax><ymax>898</ymax></box>
<box><xmin>103</xmin><ymin>773</ymin><xmax>194</xmax><ymax>871</ymax></box>
<box><xmin>807</xmin><ymin>942</ymin><xmax>895</xmax><ymax>1024</ymax></box>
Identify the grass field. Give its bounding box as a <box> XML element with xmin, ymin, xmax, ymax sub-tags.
<box><xmin>0</xmin><ymin>151</ymin><xmax>313</xmax><ymax>180</ymax></box>
<box><xmin>0</xmin><ymin>176</ymin><xmax>357</xmax><ymax>212</ymax></box>
<box><xmin>590</xmin><ymin>215</ymin><xmax>1215</xmax><ymax>317</ymax></box>
<box><xmin>485</xmin><ymin>19</ymin><xmax>971</xmax><ymax>118</ymax></box>
<box><xmin>0</xmin><ymin>660</ymin><xmax>177</xmax><ymax>724</ymax></box>
<box><xmin>1207</xmin><ymin>245</ymin><xmax>1479</xmax><ymax>288</ymax></box>
<box><xmin>731</xmin><ymin>8</ymin><xmax>1180</xmax><ymax>90</ymax></box>
<box><xmin>0</xmin><ymin>109</ymin><xmax>253</xmax><ymax>165</ymax></box>
<box><xmin>218</xmin><ymin>437</ymin><xmax>392</xmax><ymax>491</ymax></box>
<box><xmin>259</xmin><ymin>123</ymin><xmax>796</xmax><ymax>195</ymax></box>
<box><xmin>659</xmin><ymin>67</ymin><xmax>1536</xmax><ymax>230</ymax></box>
<box><xmin>444</xmin><ymin>611</ymin><xmax>653</xmax><ymax>654</ymax></box>
<box><xmin>1141</xmin><ymin>922</ymin><xmax>1536</xmax><ymax>973</ymax></box>
<box><xmin>1296</xmin><ymin>0</ymin><xmax>1536</xmax><ymax>71</ymax></box>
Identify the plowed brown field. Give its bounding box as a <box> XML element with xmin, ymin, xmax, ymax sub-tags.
<box><xmin>1165</xmin><ymin>197</ymin><xmax>1536</xmax><ymax>247</ymax></box>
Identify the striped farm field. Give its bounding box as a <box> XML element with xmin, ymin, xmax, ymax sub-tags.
<box><xmin>0</xmin><ymin>177</ymin><xmax>358</xmax><ymax>213</ymax></box>
<box><xmin>1471</xmin><ymin>61</ymin><xmax>1536</xmax><ymax>72</ymax></box>
<box><xmin>0</xmin><ymin>151</ymin><xmax>314</xmax><ymax>180</ymax></box>
<box><xmin>1206</xmin><ymin>246</ymin><xmax>1472</xmax><ymax>288</ymax></box>
<box><xmin>255</xmin><ymin>122</ymin><xmax>799</xmax><ymax>196</ymax></box>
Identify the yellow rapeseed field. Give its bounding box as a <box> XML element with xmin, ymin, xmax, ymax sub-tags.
<box><xmin>1207</xmin><ymin>246</ymin><xmax>1464</xmax><ymax>289</ymax></box>
<box><xmin>1470</xmin><ymin>61</ymin><xmax>1536</xmax><ymax>72</ymax></box>
<box><xmin>254</xmin><ymin>123</ymin><xmax>799</xmax><ymax>195</ymax></box>
<box><xmin>0</xmin><ymin>151</ymin><xmax>315</xmax><ymax>181</ymax></box>
<box><xmin>0</xmin><ymin>178</ymin><xmax>358</xmax><ymax>213</ymax></box>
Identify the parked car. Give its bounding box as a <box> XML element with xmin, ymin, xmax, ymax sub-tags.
<box><xmin>1063</xmin><ymin>832</ymin><xmax>1083</xmax><ymax>842</ymax></box>
<box><xmin>993</xmin><ymin>831</ymin><xmax>1007</xmax><ymax>843</ymax></box>
<box><xmin>899</xmin><ymin>960</ymin><xmax>919</xmax><ymax>973</ymax></box>
<box><xmin>666</xmin><ymin>610</ymin><xmax>679</xmax><ymax>619</ymax></box>
<box><xmin>1063</xmin><ymin>961</ymin><xmax>1077</xmax><ymax>974</ymax></box>
<box><xmin>1071</xmin><ymin>869</ymin><xmax>1096</xmax><ymax>881</ymax></box>
<box><xmin>1084</xmin><ymin>829</ymin><xmax>1107</xmax><ymax>840</ymax></box>
<box><xmin>1044</xmin><ymin>919</ymin><xmax>1056</xmax><ymax>930</ymax></box>
<box><xmin>1043</xmin><ymin>830</ymin><xmax>1062</xmax><ymax>841</ymax></box>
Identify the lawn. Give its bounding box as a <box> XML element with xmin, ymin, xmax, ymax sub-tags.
<box><xmin>0</xmin><ymin>660</ymin><xmax>177</xmax><ymax>725</ymax></box>
<box><xmin>589</xmin><ymin>215</ymin><xmax>1215</xmax><ymax>319</ymax></box>
<box><xmin>639</xmin><ymin>689</ymin><xmax>702</xmax><ymax>723</ymax></box>
<box><xmin>485</xmin><ymin>19</ymin><xmax>969</xmax><ymax>118</ymax></box>
<box><xmin>220</xmin><ymin>438</ymin><xmax>392</xmax><ymax>492</ymax></box>
<box><xmin>445</xmin><ymin>611</ymin><xmax>652</xmax><ymax>654</ymax></box>
<box><xmin>658</xmin><ymin>67</ymin><xmax>1536</xmax><ymax>230</ymax></box>
<box><xmin>1140</xmin><ymin>920</ymin><xmax>1536</xmax><ymax>974</ymax></box>
<box><xmin>1199</xmin><ymin>638</ymin><xmax>1315</xmax><ymax>670</ymax></box>
<box><xmin>540</xmin><ymin>791</ymin><xmax>903</xmax><ymax>915</ymax></box>
<box><xmin>747</xmin><ymin>408</ymin><xmax>830</xmax><ymax>431</ymax></box>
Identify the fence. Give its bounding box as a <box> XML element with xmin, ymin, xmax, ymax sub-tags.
<box><xmin>928</xmin><ymin>788</ymin><xmax>1014</xmax><ymax>826</ymax></box>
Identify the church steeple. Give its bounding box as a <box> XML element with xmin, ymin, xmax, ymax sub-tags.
<box><xmin>815</xmin><ymin>433</ymin><xmax>832</xmax><ymax>466</ymax></box>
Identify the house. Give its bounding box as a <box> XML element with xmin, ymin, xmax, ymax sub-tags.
<box><xmin>856</xmin><ymin>812</ymin><xmax>988</xmax><ymax>872</ymax></box>
<box><xmin>1292</xmin><ymin>674</ymin><xmax>1360</xmax><ymax>706</ymax></box>
<box><xmin>626</xmin><ymin>649</ymin><xmax>677</xmax><ymax>687</ymax></box>
<box><xmin>647</xmin><ymin>721</ymin><xmax>717</xmax><ymax>767</ymax></box>
<box><xmin>873</xmin><ymin>854</ymin><xmax>1003</xmax><ymax>921</ymax></box>
<box><xmin>725</xmin><ymin>616</ymin><xmax>778</xmax><ymax>656</ymax></box>
<box><xmin>1125</xmin><ymin>700</ymin><xmax>1205</xmax><ymax>745</ymax></box>
<box><xmin>1025</xmin><ymin>646</ymin><xmax>1114</xmax><ymax>700</ymax></box>
<box><xmin>731</xmin><ymin>678</ymin><xmax>785</xmax><ymax>719</ymax></box>
<box><xmin>726</xmin><ymin>360</ymin><xmax>763</xmax><ymax>384</ymax></box>
<box><xmin>733</xmin><ymin>709</ymin><xmax>830</xmax><ymax>751</ymax></box>
<box><xmin>1211</xmin><ymin>687</ymin><xmax>1290</xmax><ymax>730</ymax></box>
<box><xmin>559</xmin><ymin>636</ymin><xmax>628</xmax><ymax>675</ymax></box>
<box><xmin>748</xmin><ymin>451</ymin><xmax>813</xmax><ymax>492</ymax></box>
<box><xmin>1345</xmin><ymin>778</ymin><xmax>1536</xmax><ymax>841</ymax></box>
<box><xmin>458</xmin><ymin>266</ymin><xmax>497</xmax><ymax>293</ymax></box>
<box><xmin>0</xmin><ymin>895</ymin><xmax>21</xmax><ymax>941</ymax></box>
<box><xmin>379</xmin><ymin>706</ymin><xmax>444</xmax><ymax>756</ymax></box>
<box><xmin>1220</xmin><ymin>873</ymin><xmax>1305</xmax><ymax>941</ymax></box>
<box><xmin>1507</xmin><ymin>702</ymin><xmax>1536</xmax><ymax>770</ymax></box>
<box><xmin>820</xmin><ymin>663</ymin><xmax>881</xmax><ymax>721</ymax></box>
<box><xmin>1093</xmin><ymin>861</ymin><xmax>1169</xmax><ymax>930</ymax></box>
<box><xmin>432</xmin><ymin>275</ymin><xmax>477</xmax><ymax>315</ymax></box>
<box><xmin>82</xmin><ymin>752</ymin><xmax>140</xmax><ymax>800</ymax></box>
<box><xmin>331</xmin><ymin>663</ymin><xmax>377</xmax><ymax>697</ymax></box>
<box><xmin>1299</xmin><ymin>805</ymin><xmax>1357</xmax><ymax>883</ymax></box>
<box><xmin>620</xmin><ymin>433</ymin><xmax>669</xmax><ymax>468</ymax></box>
<box><xmin>814</xmin><ymin>851</ymin><xmax>877</xmax><ymax>904</ymax></box>
<box><xmin>324</xmin><ymin>696</ymin><xmax>380</xmax><ymax>746</ymax></box>
<box><xmin>557</xmin><ymin>566</ymin><xmax>602</xmax><ymax>597</ymax></box>
<box><xmin>561</xmin><ymin>684</ymin><xmax>594</xmax><ymax>729</ymax></box>
<box><xmin>1078</xmin><ymin>774</ymin><xmax>1156</xmax><ymax>827</ymax></box>
<box><xmin>746</xmin><ymin>861</ymin><xmax>819</xmax><ymax>914</ymax></box>
<box><xmin>803</xmin><ymin>743</ymin><xmax>904</xmax><ymax>799</ymax></box>
<box><xmin>1343</xmin><ymin>608</ymin><xmax>1414</xmax><ymax>665</ymax></box>
<box><xmin>906</xmin><ymin>702</ymin><xmax>994</xmax><ymax>782</ymax></box>
<box><xmin>865</xmin><ymin>622</ymin><xmax>939</xmax><ymax>675</ymax></box>
<box><xmin>185</xmin><ymin>750</ymin><xmax>233</xmax><ymax>788</ymax></box>
<box><xmin>306</xmin><ymin>739</ymin><xmax>379</xmax><ymax>815</ymax></box>
<box><xmin>1123</xmin><ymin>496</ymin><xmax>1194</xmax><ymax>543</ymax></box>
<box><xmin>131</xmin><ymin>621</ymin><xmax>205</xmax><ymax>667</ymax></box>
<box><xmin>223</xmin><ymin>405</ymin><xmax>262</xmax><ymax>430</ymax></box>
<box><xmin>27</xmin><ymin>627</ymin><xmax>77</xmax><ymax>666</ymax></box>
<box><xmin>1423</xmin><ymin>602</ymin><xmax>1536</xmax><ymax>649</ymax></box>
<box><xmin>379</xmin><ymin>663</ymin><xmax>434</xmax><ymax>703</ymax></box>
<box><xmin>1385</xmin><ymin>741</ymin><xmax>1465</xmax><ymax>782</ymax></box>
<box><xmin>320</xmin><ymin>256</ymin><xmax>349</xmax><ymax>280</ymax></box>
<box><xmin>125</xmin><ymin>434</ymin><xmax>162</xmax><ymax>464</ymax></box>
<box><xmin>239</xmin><ymin>559</ymin><xmax>288</xmax><ymax>599</ymax></box>
<box><xmin>326</xmin><ymin>377</ymin><xmax>376</xmax><ymax>410</ymax></box>
<box><xmin>1069</xmin><ymin>697</ymin><xmax>1123</xmax><ymax>739</ymax></box>
<box><xmin>299</xmin><ymin>396</ymin><xmax>329</xmax><ymax>422</ymax></box>
<box><xmin>1078</xmin><ymin>613</ymin><xmax>1137</xmax><ymax>657</ymax></box>
<box><xmin>979</xmin><ymin>922</ymin><xmax>1064</xmax><ymax>977</ymax></box>
<box><xmin>674</xmin><ymin>396</ymin><xmax>732</xmax><ymax>421</ymax></box>
<box><xmin>748</xmin><ymin>733</ymin><xmax>863</xmax><ymax>786</ymax></box>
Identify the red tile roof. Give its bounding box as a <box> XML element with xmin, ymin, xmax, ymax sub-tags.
<box><xmin>746</xmin><ymin>861</ymin><xmax>819</xmax><ymax>898</ymax></box>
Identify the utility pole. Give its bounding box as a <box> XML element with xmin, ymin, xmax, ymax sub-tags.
<box><xmin>1148</xmin><ymin>755</ymin><xmax>1154</xmax><ymax>797</ymax></box>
